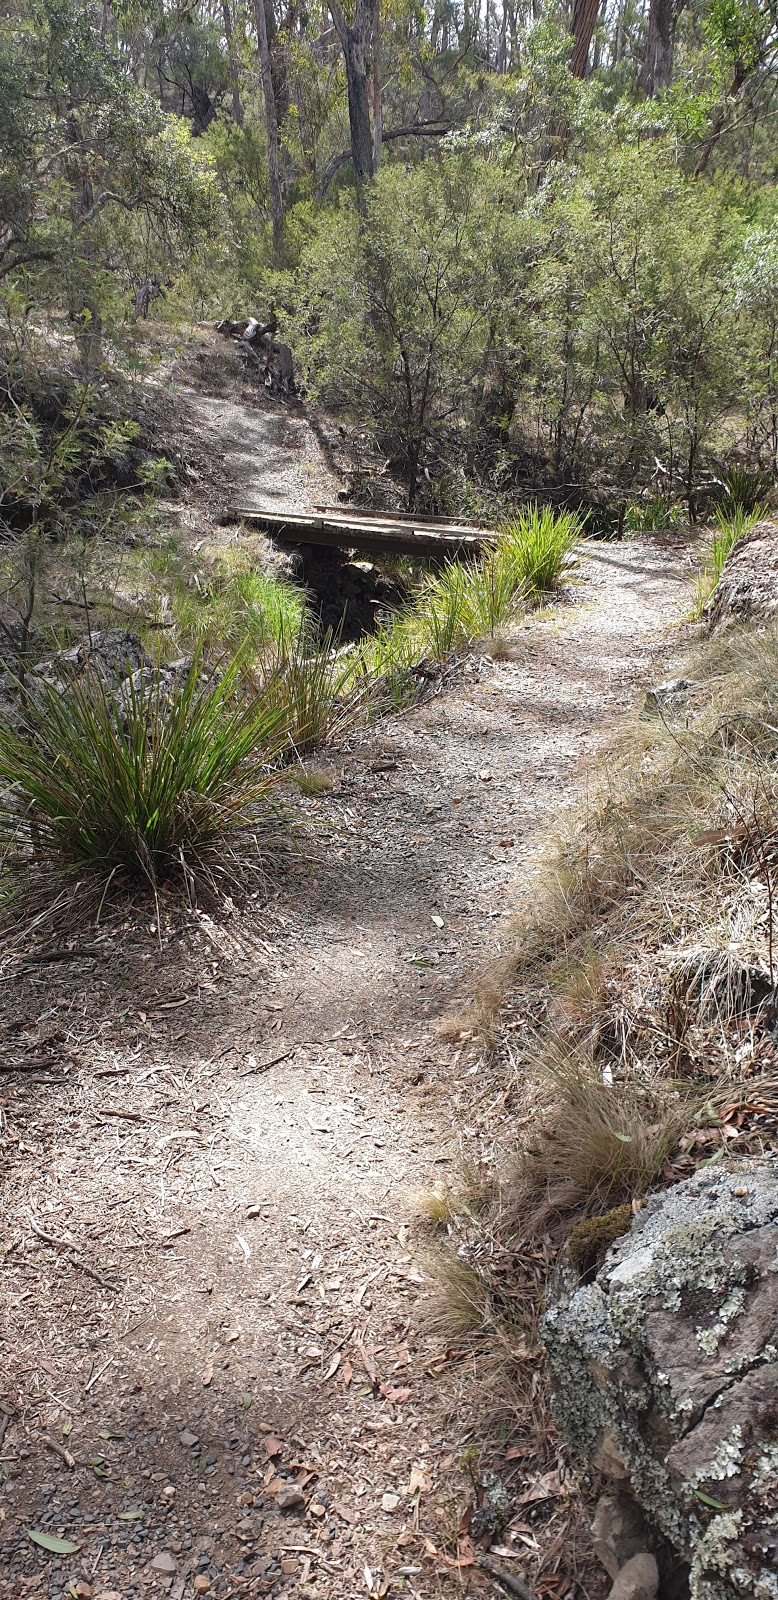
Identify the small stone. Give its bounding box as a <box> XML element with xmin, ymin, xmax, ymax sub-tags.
<box><xmin>75</xmin><ymin>1586</ymin><xmax>92</xmax><ymax>1599</ymax></box>
<box><xmin>309</xmin><ymin>1501</ymin><xmax>326</xmax><ymax>1518</ymax></box>
<box><xmin>381</xmin><ymin>1493</ymin><xmax>400</xmax><ymax>1513</ymax></box>
<box><xmin>150</xmin><ymin>1552</ymin><xmax>176</xmax><ymax>1574</ymax></box>
<box><xmin>193</xmin><ymin>1580</ymin><xmax>211</xmax><ymax>1594</ymax></box>
<box><xmin>162</xmin><ymin>1485</ymin><xmax>176</xmax><ymax>1497</ymax></box>
<box><xmin>179</xmin><ymin>1430</ymin><xmax>199</xmax><ymax>1449</ymax></box>
<box><xmin>607</xmin><ymin>1553</ymin><xmax>658</xmax><ymax>1600</ymax></box>
<box><xmin>280</xmin><ymin>1559</ymin><xmax>298</xmax><ymax>1575</ymax></box>
<box><xmin>276</xmin><ymin>1486</ymin><xmax>306</xmax><ymax>1511</ymax></box>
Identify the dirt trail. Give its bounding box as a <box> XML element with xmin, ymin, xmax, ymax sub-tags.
<box><xmin>0</xmin><ymin>532</ymin><xmax>694</xmax><ymax>1600</ymax></box>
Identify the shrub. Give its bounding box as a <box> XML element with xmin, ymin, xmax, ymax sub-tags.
<box><xmin>264</xmin><ymin>625</ymin><xmax>370</xmax><ymax>751</ymax></box>
<box><xmin>497</xmin><ymin>504</ymin><xmax>581</xmax><ymax>597</ymax></box>
<box><xmin>623</xmin><ymin>495</ymin><xmax>686</xmax><ymax>534</ymax></box>
<box><xmin>718</xmin><ymin>462</ymin><xmax>773</xmax><ymax>514</ymax></box>
<box><xmin>0</xmin><ymin>650</ymin><xmax>290</xmax><ymax>907</ymax></box>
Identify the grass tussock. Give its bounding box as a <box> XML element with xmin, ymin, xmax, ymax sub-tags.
<box><xmin>692</xmin><ymin>504</ymin><xmax>763</xmax><ymax>617</ymax></box>
<box><xmin>497</xmin><ymin>503</ymin><xmax>582</xmax><ymax>598</ymax></box>
<box><xmin>505</xmin><ymin>1041</ymin><xmax>684</xmax><ymax>1231</ymax></box>
<box><xmin>0</xmin><ymin>649</ymin><xmax>291</xmax><ymax>913</ymax></box>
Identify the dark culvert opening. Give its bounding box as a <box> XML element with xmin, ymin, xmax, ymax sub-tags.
<box><xmin>286</xmin><ymin>543</ymin><xmax>409</xmax><ymax>641</ymax></box>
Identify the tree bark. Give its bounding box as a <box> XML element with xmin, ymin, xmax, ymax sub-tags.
<box><xmin>570</xmin><ymin>0</ymin><xmax>600</xmax><ymax>77</ymax></box>
<box><xmin>222</xmin><ymin>0</ymin><xmax>244</xmax><ymax>126</ymax></box>
<box><xmin>638</xmin><ymin>0</ymin><xmax>685</xmax><ymax>96</ymax></box>
<box><xmin>329</xmin><ymin>0</ymin><xmax>377</xmax><ymax>188</ymax></box>
<box><xmin>372</xmin><ymin>0</ymin><xmax>382</xmax><ymax>172</ymax></box>
<box><xmin>253</xmin><ymin>0</ymin><xmax>283</xmax><ymax>255</ymax></box>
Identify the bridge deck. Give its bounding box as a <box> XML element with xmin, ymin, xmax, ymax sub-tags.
<box><xmin>227</xmin><ymin>505</ymin><xmax>493</xmax><ymax>559</ymax></box>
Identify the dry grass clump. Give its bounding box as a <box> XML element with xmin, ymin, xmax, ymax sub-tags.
<box><xmin>427</xmin><ymin>618</ymin><xmax>778</xmax><ymax>1503</ymax></box>
<box><xmin>504</xmin><ymin>1041</ymin><xmax>685</xmax><ymax>1234</ymax></box>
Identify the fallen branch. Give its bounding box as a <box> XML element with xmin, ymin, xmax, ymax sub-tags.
<box><xmin>239</xmin><ymin>1048</ymin><xmax>295</xmax><ymax>1077</ymax></box>
<box><xmin>43</xmin><ymin>1434</ymin><xmax>75</xmax><ymax>1470</ymax></box>
<box><xmin>477</xmin><ymin>1555</ymin><xmax>536</xmax><ymax>1600</ymax></box>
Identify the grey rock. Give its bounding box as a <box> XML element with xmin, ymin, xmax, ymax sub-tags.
<box><xmin>178</xmin><ymin>1430</ymin><xmax>198</xmax><ymax>1449</ymax></box>
<box><xmin>276</xmin><ymin>1485</ymin><xmax>306</xmax><ymax>1511</ymax></box>
<box><xmin>706</xmin><ymin>519</ymin><xmax>778</xmax><ymax>631</ymax></box>
<box><xmin>608</xmin><ymin>1553</ymin><xmax>658</xmax><ymax>1600</ymax></box>
<box><xmin>32</xmin><ymin>629</ymin><xmax>150</xmax><ymax>689</ymax></box>
<box><xmin>543</xmin><ymin>1159</ymin><xmax>778</xmax><ymax>1600</ymax></box>
<box><xmin>150</xmin><ymin>1551</ymin><xmax>177</xmax><ymax>1573</ymax></box>
<box><xmin>643</xmin><ymin>678</ymin><xmax>695</xmax><ymax>714</ymax></box>
<box><xmin>592</xmin><ymin>1493</ymin><xmax>653</xmax><ymax>1582</ymax></box>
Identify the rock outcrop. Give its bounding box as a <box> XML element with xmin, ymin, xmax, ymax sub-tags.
<box><xmin>542</xmin><ymin>1161</ymin><xmax>778</xmax><ymax>1600</ymax></box>
<box><xmin>706</xmin><ymin>519</ymin><xmax>778</xmax><ymax>631</ymax></box>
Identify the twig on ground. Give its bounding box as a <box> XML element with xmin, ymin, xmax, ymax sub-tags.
<box><xmin>28</xmin><ymin>1217</ymin><xmax>119</xmax><ymax>1292</ymax></box>
<box><xmin>84</xmin><ymin>1355</ymin><xmax>117</xmax><ymax>1395</ymax></box>
<box><xmin>477</xmin><ymin>1554</ymin><xmax>536</xmax><ymax>1600</ymax></box>
<box><xmin>43</xmin><ymin>1434</ymin><xmax>75</xmax><ymax>1469</ymax></box>
<box><xmin>238</xmin><ymin>1048</ymin><xmax>295</xmax><ymax>1077</ymax></box>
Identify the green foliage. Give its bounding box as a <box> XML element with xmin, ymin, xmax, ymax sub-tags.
<box><xmin>0</xmin><ymin>650</ymin><xmax>289</xmax><ymax>901</ymax></box>
<box><xmin>624</xmin><ymin>496</ymin><xmax>686</xmax><ymax>534</ymax></box>
<box><xmin>710</xmin><ymin>503</ymin><xmax>761</xmax><ymax>578</ymax></box>
<box><xmin>497</xmin><ymin>505</ymin><xmax>581</xmax><ymax>598</ymax></box>
<box><xmin>171</xmin><ymin>552</ymin><xmax>311</xmax><ymax>654</ymax></box>
<box><xmin>264</xmin><ymin>626</ymin><xmax>370</xmax><ymax>752</ymax></box>
<box><xmin>692</xmin><ymin>504</ymin><xmax>762</xmax><ymax>617</ymax></box>
<box><xmin>718</xmin><ymin>463</ymin><xmax>773</xmax><ymax>514</ymax></box>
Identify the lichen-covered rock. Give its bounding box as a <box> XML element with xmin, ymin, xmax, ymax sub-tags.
<box><xmin>542</xmin><ymin>1161</ymin><xmax>778</xmax><ymax>1600</ymax></box>
<box><xmin>29</xmin><ymin>628</ymin><xmax>150</xmax><ymax>689</ymax></box>
<box><xmin>705</xmin><ymin>520</ymin><xmax>778</xmax><ymax>631</ymax></box>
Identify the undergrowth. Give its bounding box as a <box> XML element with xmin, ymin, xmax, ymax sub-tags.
<box><xmin>0</xmin><ymin>649</ymin><xmax>292</xmax><ymax>918</ymax></box>
<box><xmin>0</xmin><ymin>502</ymin><xmax>583</xmax><ymax>922</ymax></box>
<box><xmin>692</xmin><ymin>504</ymin><xmax>762</xmax><ymax>617</ymax></box>
<box><xmin>427</xmin><ymin>616</ymin><xmax>778</xmax><ymax>1459</ymax></box>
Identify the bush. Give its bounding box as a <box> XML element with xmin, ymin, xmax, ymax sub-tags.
<box><xmin>623</xmin><ymin>495</ymin><xmax>686</xmax><ymax>534</ymax></box>
<box><xmin>264</xmin><ymin>625</ymin><xmax>370</xmax><ymax>751</ymax></box>
<box><xmin>497</xmin><ymin>504</ymin><xmax>581</xmax><ymax>597</ymax></box>
<box><xmin>718</xmin><ymin>463</ymin><xmax>773</xmax><ymax>514</ymax></box>
<box><xmin>0</xmin><ymin>650</ymin><xmax>290</xmax><ymax>907</ymax></box>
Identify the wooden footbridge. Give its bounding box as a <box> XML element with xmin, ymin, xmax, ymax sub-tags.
<box><xmin>227</xmin><ymin>503</ymin><xmax>493</xmax><ymax>560</ymax></box>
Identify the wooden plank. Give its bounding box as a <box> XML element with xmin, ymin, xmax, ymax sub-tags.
<box><xmin>227</xmin><ymin>505</ymin><xmax>490</xmax><ymax>558</ymax></box>
<box><xmin>314</xmin><ymin>503</ymin><xmax>491</xmax><ymax>534</ymax></box>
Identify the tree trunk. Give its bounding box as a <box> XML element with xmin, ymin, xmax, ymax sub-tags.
<box><xmin>570</xmin><ymin>0</ymin><xmax>600</xmax><ymax>77</ymax></box>
<box><xmin>329</xmin><ymin>0</ymin><xmax>377</xmax><ymax>188</ymax></box>
<box><xmin>222</xmin><ymin>0</ymin><xmax>244</xmax><ymax>126</ymax></box>
<box><xmin>372</xmin><ymin>0</ymin><xmax>382</xmax><ymax>171</ymax></box>
<box><xmin>253</xmin><ymin>0</ymin><xmax>283</xmax><ymax>255</ymax></box>
<box><xmin>638</xmin><ymin>0</ymin><xmax>684</xmax><ymax>96</ymax></box>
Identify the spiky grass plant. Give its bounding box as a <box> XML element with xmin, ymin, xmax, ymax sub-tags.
<box><xmin>174</xmin><ymin>555</ymin><xmax>311</xmax><ymax>655</ymax></box>
<box><xmin>264</xmin><ymin>624</ymin><xmax>370</xmax><ymax>752</ymax></box>
<box><xmin>414</xmin><ymin>561</ymin><xmax>473</xmax><ymax>661</ymax></box>
<box><xmin>692</xmin><ymin>503</ymin><xmax>763</xmax><ymax>617</ymax></box>
<box><xmin>719</xmin><ymin>462</ymin><xmax>773</xmax><ymax>514</ymax></box>
<box><xmin>0</xmin><ymin>650</ymin><xmax>291</xmax><ymax>911</ymax></box>
<box><xmin>497</xmin><ymin>504</ymin><xmax>581</xmax><ymax>598</ymax></box>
